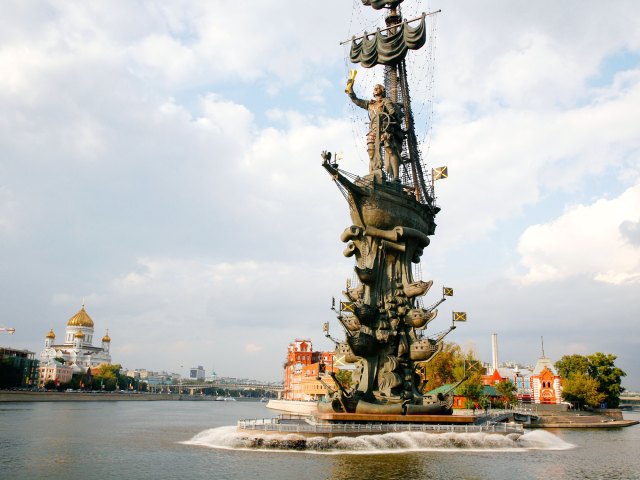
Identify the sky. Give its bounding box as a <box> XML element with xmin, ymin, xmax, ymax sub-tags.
<box><xmin>1</xmin><ymin>1</ymin><xmax>639</xmax><ymax>389</ymax></box>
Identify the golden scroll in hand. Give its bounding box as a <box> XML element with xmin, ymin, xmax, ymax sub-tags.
<box><xmin>345</xmin><ymin>69</ymin><xmax>357</xmax><ymax>94</ymax></box>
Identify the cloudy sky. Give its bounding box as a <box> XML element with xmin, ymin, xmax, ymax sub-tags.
<box><xmin>2</xmin><ymin>1</ymin><xmax>639</xmax><ymax>389</ymax></box>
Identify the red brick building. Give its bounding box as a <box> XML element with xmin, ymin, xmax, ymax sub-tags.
<box><xmin>283</xmin><ymin>339</ymin><xmax>337</xmax><ymax>401</ymax></box>
<box><xmin>531</xmin><ymin>356</ymin><xmax>562</xmax><ymax>404</ymax></box>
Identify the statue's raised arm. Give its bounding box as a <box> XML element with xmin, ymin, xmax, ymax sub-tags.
<box><xmin>346</xmin><ymin>82</ymin><xmax>402</xmax><ymax>181</ymax></box>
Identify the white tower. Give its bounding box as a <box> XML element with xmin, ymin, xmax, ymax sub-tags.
<box><xmin>102</xmin><ymin>330</ymin><xmax>111</xmax><ymax>353</ymax></box>
<box><xmin>44</xmin><ymin>329</ymin><xmax>56</xmax><ymax>348</ymax></box>
<box><xmin>74</xmin><ymin>330</ymin><xmax>84</xmax><ymax>349</ymax></box>
<box><xmin>491</xmin><ymin>333</ymin><xmax>499</xmax><ymax>374</ymax></box>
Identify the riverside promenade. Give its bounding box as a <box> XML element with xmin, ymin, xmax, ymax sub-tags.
<box><xmin>472</xmin><ymin>406</ymin><xmax>638</xmax><ymax>428</ymax></box>
<box><xmin>0</xmin><ymin>391</ymin><xmax>210</xmax><ymax>402</ymax></box>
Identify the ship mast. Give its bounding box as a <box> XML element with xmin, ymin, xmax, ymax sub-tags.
<box><xmin>380</xmin><ymin>6</ymin><xmax>438</xmax><ymax>206</ymax></box>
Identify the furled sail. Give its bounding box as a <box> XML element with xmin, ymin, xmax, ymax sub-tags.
<box><xmin>361</xmin><ymin>0</ymin><xmax>404</xmax><ymax>10</ymax></box>
<box><xmin>349</xmin><ymin>14</ymin><xmax>426</xmax><ymax>68</ymax></box>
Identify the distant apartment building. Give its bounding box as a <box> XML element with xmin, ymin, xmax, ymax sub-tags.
<box><xmin>38</xmin><ymin>360</ymin><xmax>73</xmax><ymax>387</ymax></box>
<box><xmin>190</xmin><ymin>366</ymin><xmax>206</xmax><ymax>381</ymax></box>
<box><xmin>283</xmin><ymin>339</ymin><xmax>338</xmax><ymax>401</ymax></box>
<box><xmin>0</xmin><ymin>347</ymin><xmax>40</xmax><ymax>388</ymax></box>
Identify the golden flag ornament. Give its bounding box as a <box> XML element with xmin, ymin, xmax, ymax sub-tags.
<box><xmin>340</xmin><ymin>301</ymin><xmax>356</xmax><ymax>313</ymax></box>
<box><xmin>334</xmin><ymin>355</ymin><xmax>347</xmax><ymax>366</ymax></box>
<box><xmin>453</xmin><ymin>312</ymin><xmax>467</xmax><ymax>322</ymax></box>
<box><xmin>433</xmin><ymin>166</ymin><xmax>448</xmax><ymax>180</ymax></box>
<box><xmin>443</xmin><ymin>287</ymin><xmax>454</xmax><ymax>296</ymax></box>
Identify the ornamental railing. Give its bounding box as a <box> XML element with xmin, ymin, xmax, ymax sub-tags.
<box><xmin>237</xmin><ymin>418</ymin><xmax>524</xmax><ymax>435</ymax></box>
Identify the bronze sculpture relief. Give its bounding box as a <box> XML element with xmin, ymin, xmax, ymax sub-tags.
<box><xmin>320</xmin><ymin>3</ymin><xmax>461</xmax><ymax>416</ymax></box>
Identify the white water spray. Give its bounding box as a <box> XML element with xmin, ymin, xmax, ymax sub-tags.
<box><xmin>182</xmin><ymin>426</ymin><xmax>574</xmax><ymax>454</ymax></box>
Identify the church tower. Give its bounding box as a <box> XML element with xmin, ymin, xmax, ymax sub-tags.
<box><xmin>102</xmin><ymin>331</ymin><xmax>111</xmax><ymax>353</ymax></box>
<box><xmin>44</xmin><ymin>329</ymin><xmax>55</xmax><ymax>348</ymax></box>
<box><xmin>64</xmin><ymin>305</ymin><xmax>95</xmax><ymax>345</ymax></box>
<box><xmin>73</xmin><ymin>330</ymin><xmax>85</xmax><ymax>350</ymax></box>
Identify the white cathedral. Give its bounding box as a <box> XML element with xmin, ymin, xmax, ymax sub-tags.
<box><xmin>40</xmin><ymin>305</ymin><xmax>112</xmax><ymax>373</ymax></box>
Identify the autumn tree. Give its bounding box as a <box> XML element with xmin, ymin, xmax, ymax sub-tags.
<box><xmin>420</xmin><ymin>342</ymin><xmax>483</xmax><ymax>393</ymax></box>
<box><xmin>457</xmin><ymin>371</ymin><xmax>484</xmax><ymax>408</ymax></box>
<box><xmin>334</xmin><ymin>369</ymin><xmax>352</xmax><ymax>388</ymax></box>
<box><xmin>93</xmin><ymin>364</ymin><xmax>122</xmax><ymax>391</ymax></box>
<box><xmin>421</xmin><ymin>343</ymin><xmax>462</xmax><ymax>388</ymax></box>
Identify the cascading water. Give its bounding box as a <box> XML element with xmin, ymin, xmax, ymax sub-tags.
<box><xmin>182</xmin><ymin>426</ymin><xmax>574</xmax><ymax>454</ymax></box>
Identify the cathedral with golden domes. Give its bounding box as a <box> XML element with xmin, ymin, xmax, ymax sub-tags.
<box><xmin>40</xmin><ymin>304</ymin><xmax>112</xmax><ymax>373</ymax></box>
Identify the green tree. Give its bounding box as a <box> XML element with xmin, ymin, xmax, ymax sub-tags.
<box><xmin>555</xmin><ymin>354</ymin><xmax>589</xmax><ymax>379</ymax></box>
<box><xmin>555</xmin><ymin>353</ymin><xmax>626</xmax><ymax>408</ymax></box>
<box><xmin>70</xmin><ymin>374</ymin><xmax>82</xmax><ymax>390</ymax></box>
<box><xmin>561</xmin><ymin>372</ymin><xmax>606</xmax><ymax>408</ymax></box>
<box><xmin>495</xmin><ymin>380</ymin><xmax>517</xmax><ymax>406</ymax></box>
<box><xmin>457</xmin><ymin>372</ymin><xmax>484</xmax><ymax>408</ymax></box>
<box><xmin>586</xmin><ymin>353</ymin><xmax>626</xmax><ymax>408</ymax></box>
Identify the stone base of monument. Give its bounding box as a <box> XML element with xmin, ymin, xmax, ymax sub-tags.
<box><xmin>312</xmin><ymin>412</ymin><xmax>477</xmax><ymax>425</ymax></box>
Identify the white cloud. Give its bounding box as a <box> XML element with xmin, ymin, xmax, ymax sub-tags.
<box><xmin>517</xmin><ymin>184</ymin><xmax>640</xmax><ymax>284</ymax></box>
<box><xmin>432</xmin><ymin>69</ymin><xmax>640</xmax><ymax>247</ymax></box>
<box><xmin>0</xmin><ymin>187</ymin><xmax>18</xmax><ymax>234</ymax></box>
<box><xmin>3</xmin><ymin>0</ymin><xmax>640</xmax><ymax>389</ymax></box>
<box><xmin>129</xmin><ymin>34</ymin><xmax>196</xmax><ymax>85</ymax></box>
<box><xmin>245</xmin><ymin>343</ymin><xmax>263</xmax><ymax>354</ymax></box>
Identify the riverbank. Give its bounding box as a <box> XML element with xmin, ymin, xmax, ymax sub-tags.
<box><xmin>0</xmin><ymin>391</ymin><xmax>228</xmax><ymax>402</ymax></box>
<box><xmin>265</xmin><ymin>400</ymin><xmax>639</xmax><ymax>429</ymax></box>
<box><xmin>527</xmin><ymin>409</ymin><xmax>639</xmax><ymax>428</ymax></box>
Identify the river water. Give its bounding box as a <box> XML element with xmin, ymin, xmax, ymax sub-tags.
<box><xmin>1</xmin><ymin>400</ymin><xmax>638</xmax><ymax>480</ymax></box>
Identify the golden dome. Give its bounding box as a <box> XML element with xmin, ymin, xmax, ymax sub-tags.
<box><xmin>74</xmin><ymin>329</ymin><xmax>85</xmax><ymax>338</ymax></box>
<box><xmin>102</xmin><ymin>330</ymin><xmax>111</xmax><ymax>343</ymax></box>
<box><xmin>46</xmin><ymin>329</ymin><xmax>56</xmax><ymax>339</ymax></box>
<box><xmin>67</xmin><ymin>306</ymin><xmax>94</xmax><ymax>328</ymax></box>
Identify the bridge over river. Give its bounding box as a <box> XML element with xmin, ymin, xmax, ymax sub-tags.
<box><xmin>148</xmin><ymin>382</ymin><xmax>284</xmax><ymax>398</ymax></box>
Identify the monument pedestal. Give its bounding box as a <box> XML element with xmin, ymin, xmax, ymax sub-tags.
<box><xmin>312</xmin><ymin>412</ymin><xmax>476</xmax><ymax>425</ymax></box>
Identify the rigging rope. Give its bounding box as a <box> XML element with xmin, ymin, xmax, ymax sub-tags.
<box><xmin>343</xmin><ymin>1</ymin><xmax>439</xmax><ymax>205</ymax></box>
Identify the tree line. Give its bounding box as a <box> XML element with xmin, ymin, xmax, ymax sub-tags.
<box><xmin>334</xmin><ymin>343</ymin><xmax>626</xmax><ymax>409</ymax></box>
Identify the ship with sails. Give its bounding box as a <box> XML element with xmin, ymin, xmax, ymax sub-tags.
<box><xmin>238</xmin><ymin>1</ymin><xmax>531</xmax><ymax>438</ymax></box>
<box><xmin>316</xmin><ymin>0</ymin><xmax>467</xmax><ymax>419</ymax></box>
